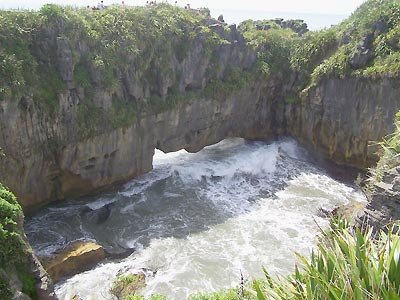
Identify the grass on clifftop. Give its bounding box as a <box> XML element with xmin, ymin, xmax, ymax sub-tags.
<box><xmin>1</xmin><ymin>0</ymin><xmax>400</xmax><ymax>133</ymax></box>
<box><xmin>0</xmin><ymin>3</ymin><xmax>248</xmax><ymax>136</ymax></box>
<box><xmin>0</xmin><ymin>4</ymin><xmax>224</xmax><ymax>109</ymax></box>
<box><xmin>304</xmin><ymin>0</ymin><xmax>400</xmax><ymax>86</ymax></box>
<box><xmin>238</xmin><ymin>0</ymin><xmax>400</xmax><ymax>92</ymax></box>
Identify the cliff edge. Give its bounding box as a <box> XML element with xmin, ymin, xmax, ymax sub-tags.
<box><xmin>0</xmin><ymin>1</ymin><xmax>400</xmax><ymax>212</ymax></box>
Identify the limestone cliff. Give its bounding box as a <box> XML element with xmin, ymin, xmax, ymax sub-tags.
<box><xmin>1</xmin><ymin>2</ymin><xmax>400</xmax><ymax>213</ymax></box>
<box><xmin>0</xmin><ymin>4</ymin><xmax>275</xmax><ymax>212</ymax></box>
<box><xmin>284</xmin><ymin>77</ymin><xmax>400</xmax><ymax>169</ymax></box>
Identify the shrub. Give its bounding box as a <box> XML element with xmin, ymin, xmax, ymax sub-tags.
<box><xmin>0</xmin><ymin>183</ymin><xmax>24</xmax><ymax>268</ymax></box>
<box><xmin>20</xmin><ymin>273</ymin><xmax>38</xmax><ymax>300</ymax></box>
<box><xmin>290</xmin><ymin>29</ymin><xmax>338</xmax><ymax>75</ymax></box>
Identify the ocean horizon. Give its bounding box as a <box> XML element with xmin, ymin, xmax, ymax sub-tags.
<box><xmin>210</xmin><ymin>9</ymin><xmax>349</xmax><ymax>30</ymax></box>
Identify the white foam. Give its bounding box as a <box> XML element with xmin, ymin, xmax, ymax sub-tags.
<box><xmin>55</xmin><ymin>170</ymin><xmax>366</xmax><ymax>300</ymax></box>
<box><xmin>86</xmin><ymin>197</ymin><xmax>117</xmax><ymax>210</ymax></box>
<box><xmin>120</xmin><ymin>169</ymin><xmax>171</xmax><ymax>197</ymax></box>
<box><xmin>277</xmin><ymin>138</ymin><xmax>302</xmax><ymax>159</ymax></box>
<box><xmin>172</xmin><ymin>142</ymin><xmax>279</xmax><ymax>183</ymax></box>
<box><xmin>26</xmin><ymin>138</ymin><xmax>367</xmax><ymax>299</ymax></box>
<box><xmin>153</xmin><ymin>149</ymin><xmax>189</xmax><ymax>166</ymax></box>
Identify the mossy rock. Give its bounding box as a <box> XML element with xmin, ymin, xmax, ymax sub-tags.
<box><xmin>110</xmin><ymin>273</ymin><xmax>146</xmax><ymax>300</ymax></box>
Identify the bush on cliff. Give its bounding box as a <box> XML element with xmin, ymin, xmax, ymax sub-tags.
<box><xmin>0</xmin><ymin>183</ymin><xmax>25</xmax><ymax>267</ymax></box>
<box><xmin>0</xmin><ymin>3</ymin><xmax>234</xmax><ymax>134</ymax></box>
<box><xmin>239</xmin><ymin>0</ymin><xmax>400</xmax><ymax>90</ymax></box>
<box><xmin>238</xmin><ymin>20</ymin><xmax>299</xmax><ymax>81</ymax></box>
<box><xmin>306</xmin><ymin>0</ymin><xmax>400</xmax><ymax>85</ymax></box>
<box><xmin>369</xmin><ymin>111</ymin><xmax>400</xmax><ymax>184</ymax></box>
<box><xmin>0</xmin><ymin>183</ymin><xmax>38</xmax><ymax>300</ymax></box>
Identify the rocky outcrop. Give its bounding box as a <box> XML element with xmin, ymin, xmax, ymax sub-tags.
<box><xmin>0</xmin><ymin>14</ymin><xmax>276</xmax><ymax>213</ymax></box>
<box><xmin>0</xmin><ymin>79</ymin><xmax>273</xmax><ymax>213</ymax></box>
<box><xmin>362</xmin><ymin>163</ymin><xmax>400</xmax><ymax>230</ymax></box>
<box><xmin>40</xmin><ymin>241</ymin><xmax>106</xmax><ymax>282</ymax></box>
<box><xmin>255</xmin><ymin>18</ymin><xmax>309</xmax><ymax>35</ymax></box>
<box><xmin>0</xmin><ymin>8</ymin><xmax>399</xmax><ymax>213</ymax></box>
<box><xmin>1</xmin><ymin>253</ymin><xmax>57</xmax><ymax>300</ymax></box>
<box><xmin>350</xmin><ymin>34</ymin><xmax>374</xmax><ymax>69</ymax></box>
<box><xmin>284</xmin><ymin>78</ymin><xmax>400</xmax><ymax>169</ymax></box>
<box><xmin>110</xmin><ymin>272</ymin><xmax>146</xmax><ymax>299</ymax></box>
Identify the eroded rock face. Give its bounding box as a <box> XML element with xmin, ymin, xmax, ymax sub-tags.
<box><xmin>364</xmin><ymin>163</ymin><xmax>400</xmax><ymax>229</ymax></box>
<box><xmin>0</xmin><ymin>20</ymin><xmax>270</xmax><ymax>213</ymax></box>
<box><xmin>1</xmin><ymin>20</ymin><xmax>400</xmax><ymax>213</ymax></box>
<box><xmin>39</xmin><ymin>241</ymin><xmax>106</xmax><ymax>282</ymax></box>
<box><xmin>2</xmin><ymin>73</ymin><xmax>400</xmax><ymax>212</ymax></box>
<box><xmin>285</xmin><ymin>78</ymin><xmax>400</xmax><ymax>169</ymax></box>
<box><xmin>0</xmin><ymin>73</ymin><xmax>275</xmax><ymax>213</ymax></box>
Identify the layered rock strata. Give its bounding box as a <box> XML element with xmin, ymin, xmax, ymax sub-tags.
<box><xmin>1</xmin><ymin>14</ymin><xmax>400</xmax><ymax>212</ymax></box>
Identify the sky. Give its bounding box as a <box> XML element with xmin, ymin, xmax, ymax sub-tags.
<box><xmin>0</xmin><ymin>0</ymin><xmax>367</xmax><ymax>29</ymax></box>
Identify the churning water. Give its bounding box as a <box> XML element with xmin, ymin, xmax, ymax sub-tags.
<box><xmin>25</xmin><ymin>138</ymin><xmax>366</xmax><ymax>300</ymax></box>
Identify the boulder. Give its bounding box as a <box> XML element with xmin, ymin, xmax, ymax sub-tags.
<box><xmin>350</xmin><ymin>34</ymin><xmax>374</xmax><ymax>69</ymax></box>
<box><xmin>318</xmin><ymin>201</ymin><xmax>366</xmax><ymax>221</ymax></box>
<box><xmin>39</xmin><ymin>241</ymin><xmax>105</xmax><ymax>282</ymax></box>
<box><xmin>110</xmin><ymin>272</ymin><xmax>146</xmax><ymax>299</ymax></box>
<box><xmin>80</xmin><ymin>203</ymin><xmax>113</xmax><ymax>224</ymax></box>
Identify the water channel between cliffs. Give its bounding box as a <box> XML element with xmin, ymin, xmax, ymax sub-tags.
<box><xmin>25</xmin><ymin>138</ymin><xmax>366</xmax><ymax>299</ymax></box>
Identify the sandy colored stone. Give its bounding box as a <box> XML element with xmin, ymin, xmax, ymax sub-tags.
<box><xmin>40</xmin><ymin>241</ymin><xmax>105</xmax><ymax>282</ymax></box>
<box><xmin>342</xmin><ymin>201</ymin><xmax>367</xmax><ymax>220</ymax></box>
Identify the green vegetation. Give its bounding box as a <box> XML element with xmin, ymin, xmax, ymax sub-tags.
<box><xmin>110</xmin><ymin>273</ymin><xmax>167</xmax><ymax>300</ymax></box>
<box><xmin>20</xmin><ymin>272</ymin><xmax>38</xmax><ymax>300</ymax></box>
<box><xmin>0</xmin><ymin>183</ymin><xmax>24</xmax><ymax>267</ymax></box>
<box><xmin>1</xmin><ymin>0</ymin><xmax>400</xmax><ymax>132</ymax></box>
<box><xmin>0</xmin><ymin>183</ymin><xmax>38</xmax><ymax>300</ymax></box>
<box><xmin>255</xmin><ymin>218</ymin><xmax>400</xmax><ymax>300</ymax></box>
<box><xmin>238</xmin><ymin>0</ymin><xmax>400</xmax><ymax>93</ymax></box>
<box><xmin>0</xmin><ymin>271</ymin><xmax>13</xmax><ymax>300</ymax></box>
<box><xmin>203</xmin><ymin>65</ymin><xmax>253</xmax><ymax>99</ymax></box>
<box><xmin>0</xmin><ymin>3</ymin><xmax>231</xmax><ymax>134</ymax></box>
<box><xmin>304</xmin><ymin>0</ymin><xmax>400</xmax><ymax>85</ymax></box>
<box><xmin>0</xmin><ymin>10</ymin><xmax>42</xmax><ymax>101</ymax></box>
<box><xmin>190</xmin><ymin>289</ymin><xmax>251</xmax><ymax>300</ymax></box>
<box><xmin>369</xmin><ymin>111</ymin><xmax>400</xmax><ymax>183</ymax></box>
<box><xmin>238</xmin><ymin>20</ymin><xmax>300</xmax><ymax>81</ymax></box>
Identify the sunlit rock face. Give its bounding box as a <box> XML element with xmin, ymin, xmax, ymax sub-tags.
<box><xmin>284</xmin><ymin>78</ymin><xmax>400</xmax><ymax>168</ymax></box>
<box><xmin>1</xmin><ymin>8</ymin><xmax>399</xmax><ymax>213</ymax></box>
